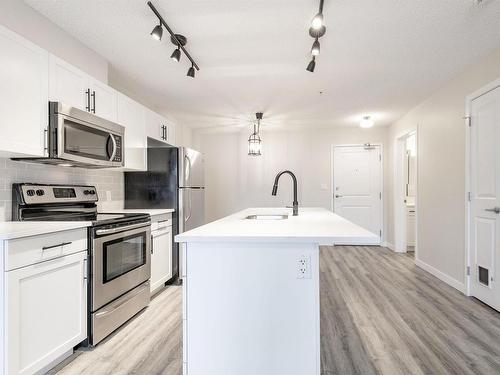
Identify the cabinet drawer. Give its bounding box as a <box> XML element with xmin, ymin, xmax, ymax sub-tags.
<box><xmin>4</xmin><ymin>228</ymin><xmax>88</xmax><ymax>271</ymax></box>
<box><xmin>151</xmin><ymin>213</ymin><xmax>172</xmax><ymax>231</ymax></box>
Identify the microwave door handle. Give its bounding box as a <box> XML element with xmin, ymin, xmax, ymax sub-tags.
<box><xmin>109</xmin><ymin>134</ymin><xmax>117</xmax><ymax>161</ymax></box>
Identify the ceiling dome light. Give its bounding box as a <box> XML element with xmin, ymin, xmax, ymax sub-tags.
<box><xmin>360</xmin><ymin>116</ymin><xmax>375</xmax><ymax>128</ymax></box>
<box><xmin>311</xmin><ymin>38</ymin><xmax>320</xmax><ymax>56</ymax></box>
<box><xmin>150</xmin><ymin>23</ymin><xmax>163</xmax><ymax>41</ymax></box>
<box><xmin>170</xmin><ymin>47</ymin><xmax>181</xmax><ymax>62</ymax></box>
<box><xmin>306</xmin><ymin>56</ymin><xmax>316</xmax><ymax>72</ymax></box>
<box><xmin>187</xmin><ymin>64</ymin><xmax>195</xmax><ymax>78</ymax></box>
<box><xmin>311</xmin><ymin>13</ymin><xmax>324</xmax><ymax>30</ymax></box>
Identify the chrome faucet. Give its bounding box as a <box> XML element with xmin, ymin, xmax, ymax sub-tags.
<box><xmin>272</xmin><ymin>170</ymin><xmax>299</xmax><ymax>216</ymax></box>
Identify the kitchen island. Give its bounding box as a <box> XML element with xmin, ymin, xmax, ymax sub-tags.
<box><xmin>175</xmin><ymin>207</ymin><xmax>379</xmax><ymax>375</ymax></box>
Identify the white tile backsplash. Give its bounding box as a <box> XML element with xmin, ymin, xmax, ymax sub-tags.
<box><xmin>0</xmin><ymin>157</ymin><xmax>124</xmax><ymax>221</ymax></box>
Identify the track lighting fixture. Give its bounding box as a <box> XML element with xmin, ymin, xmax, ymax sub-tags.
<box><xmin>170</xmin><ymin>46</ymin><xmax>181</xmax><ymax>62</ymax></box>
<box><xmin>311</xmin><ymin>38</ymin><xmax>320</xmax><ymax>56</ymax></box>
<box><xmin>150</xmin><ymin>23</ymin><xmax>163</xmax><ymax>41</ymax></box>
<box><xmin>147</xmin><ymin>1</ymin><xmax>200</xmax><ymax>77</ymax></box>
<box><xmin>248</xmin><ymin>113</ymin><xmax>263</xmax><ymax>156</ymax></box>
<box><xmin>306</xmin><ymin>0</ymin><xmax>326</xmax><ymax>73</ymax></box>
<box><xmin>187</xmin><ymin>64</ymin><xmax>195</xmax><ymax>78</ymax></box>
<box><xmin>306</xmin><ymin>56</ymin><xmax>316</xmax><ymax>72</ymax></box>
<box><xmin>311</xmin><ymin>12</ymin><xmax>324</xmax><ymax>30</ymax></box>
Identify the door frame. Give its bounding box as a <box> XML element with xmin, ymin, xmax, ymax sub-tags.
<box><xmin>465</xmin><ymin>77</ymin><xmax>500</xmax><ymax>297</ymax></box>
<box><xmin>394</xmin><ymin>130</ymin><xmax>418</xmax><ymax>254</ymax></box>
<box><xmin>330</xmin><ymin>143</ymin><xmax>384</xmax><ymax>244</ymax></box>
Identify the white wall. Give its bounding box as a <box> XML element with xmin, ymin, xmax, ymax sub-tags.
<box><xmin>387</xmin><ymin>46</ymin><xmax>500</xmax><ymax>289</ymax></box>
<box><xmin>193</xmin><ymin>126</ymin><xmax>390</xmax><ymax>240</ymax></box>
<box><xmin>0</xmin><ymin>0</ymin><xmax>108</xmax><ymax>82</ymax></box>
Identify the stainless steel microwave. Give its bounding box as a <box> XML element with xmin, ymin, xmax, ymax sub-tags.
<box><xmin>13</xmin><ymin>102</ymin><xmax>124</xmax><ymax>168</ymax></box>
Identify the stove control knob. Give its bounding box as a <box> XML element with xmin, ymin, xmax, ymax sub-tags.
<box><xmin>90</xmin><ymin>190</ymin><xmax>96</xmax><ymax>195</ymax></box>
<box><xmin>26</xmin><ymin>189</ymin><xmax>35</xmax><ymax>197</ymax></box>
<box><xmin>36</xmin><ymin>189</ymin><xmax>45</xmax><ymax>196</ymax></box>
<box><xmin>83</xmin><ymin>190</ymin><xmax>90</xmax><ymax>195</ymax></box>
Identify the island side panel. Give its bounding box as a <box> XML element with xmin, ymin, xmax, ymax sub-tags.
<box><xmin>183</xmin><ymin>241</ymin><xmax>320</xmax><ymax>375</ymax></box>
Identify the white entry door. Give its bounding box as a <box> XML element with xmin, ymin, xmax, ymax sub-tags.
<box><xmin>333</xmin><ymin>145</ymin><xmax>382</xmax><ymax>241</ymax></box>
<box><xmin>470</xmin><ymin>85</ymin><xmax>500</xmax><ymax>310</ymax></box>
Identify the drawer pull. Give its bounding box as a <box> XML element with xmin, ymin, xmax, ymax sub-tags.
<box><xmin>157</xmin><ymin>219</ymin><xmax>170</xmax><ymax>224</ymax></box>
<box><xmin>42</xmin><ymin>241</ymin><xmax>72</xmax><ymax>251</ymax></box>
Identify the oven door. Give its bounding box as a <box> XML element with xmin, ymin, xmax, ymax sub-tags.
<box><xmin>92</xmin><ymin>225</ymin><xmax>151</xmax><ymax>311</ymax></box>
<box><xmin>52</xmin><ymin>104</ymin><xmax>124</xmax><ymax>167</ymax></box>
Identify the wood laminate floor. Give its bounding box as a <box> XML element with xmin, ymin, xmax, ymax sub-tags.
<box><xmin>53</xmin><ymin>246</ymin><xmax>500</xmax><ymax>375</ymax></box>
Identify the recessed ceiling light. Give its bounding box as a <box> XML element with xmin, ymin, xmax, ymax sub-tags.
<box><xmin>360</xmin><ymin>116</ymin><xmax>375</xmax><ymax>128</ymax></box>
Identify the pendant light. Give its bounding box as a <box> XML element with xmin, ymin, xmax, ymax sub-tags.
<box><xmin>248</xmin><ymin>113</ymin><xmax>263</xmax><ymax>156</ymax></box>
<box><xmin>306</xmin><ymin>56</ymin><xmax>316</xmax><ymax>72</ymax></box>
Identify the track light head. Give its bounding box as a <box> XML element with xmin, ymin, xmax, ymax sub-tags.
<box><xmin>306</xmin><ymin>57</ymin><xmax>316</xmax><ymax>73</ymax></box>
<box><xmin>170</xmin><ymin>47</ymin><xmax>181</xmax><ymax>62</ymax></box>
<box><xmin>311</xmin><ymin>38</ymin><xmax>320</xmax><ymax>56</ymax></box>
<box><xmin>150</xmin><ymin>23</ymin><xmax>163</xmax><ymax>41</ymax></box>
<box><xmin>311</xmin><ymin>13</ymin><xmax>324</xmax><ymax>30</ymax></box>
<box><xmin>187</xmin><ymin>65</ymin><xmax>195</xmax><ymax>78</ymax></box>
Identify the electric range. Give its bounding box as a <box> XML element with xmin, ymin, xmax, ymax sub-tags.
<box><xmin>12</xmin><ymin>183</ymin><xmax>152</xmax><ymax>346</ymax></box>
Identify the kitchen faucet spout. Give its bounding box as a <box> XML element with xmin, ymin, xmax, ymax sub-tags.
<box><xmin>271</xmin><ymin>170</ymin><xmax>299</xmax><ymax>216</ymax></box>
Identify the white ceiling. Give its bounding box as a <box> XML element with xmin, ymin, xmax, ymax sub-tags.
<box><xmin>25</xmin><ymin>0</ymin><xmax>500</xmax><ymax>130</ymax></box>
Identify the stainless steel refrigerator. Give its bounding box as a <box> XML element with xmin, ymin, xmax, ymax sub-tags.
<box><xmin>178</xmin><ymin>147</ymin><xmax>205</xmax><ymax>232</ymax></box>
<box><xmin>124</xmin><ymin>140</ymin><xmax>205</xmax><ymax>283</ymax></box>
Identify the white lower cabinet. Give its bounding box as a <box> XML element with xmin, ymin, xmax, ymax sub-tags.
<box><xmin>3</xmin><ymin>234</ymin><xmax>88</xmax><ymax>375</ymax></box>
<box><xmin>150</xmin><ymin>222</ymin><xmax>173</xmax><ymax>295</ymax></box>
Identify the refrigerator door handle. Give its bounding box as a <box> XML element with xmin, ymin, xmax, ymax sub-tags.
<box><xmin>185</xmin><ymin>154</ymin><xmax>192</xmax><ymax>186</ymax></box>
<box><xmin>185</xmin><ymin>188</ymin><xmax>193</xmax><ymax>222</ymax></box>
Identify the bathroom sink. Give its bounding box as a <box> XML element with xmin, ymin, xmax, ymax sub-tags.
<box><xmin>245</xmin><ymin>214</ymin><xmax>289</xmax><ymax>220</ymax></box>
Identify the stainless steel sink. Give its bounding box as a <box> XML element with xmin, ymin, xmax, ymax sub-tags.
<box><xmin>245</xmin><ymin>214</ymin><xmax>289</xmax><ymax>220</ymax></box>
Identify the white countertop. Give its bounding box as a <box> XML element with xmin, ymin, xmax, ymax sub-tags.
<box><xmin>105</xmin><ymin>209</ymin><xmax>175</xmax><ymax>216</ymax></box>
<box><xmin>175</xmin><ymin>207</ymin><xmax>379</xmax><ymax>245</ymax></box>
<box><xmin>0</xmin><ymin>221</ymin><xmax>92</xmax><ymax>241</ymax></box>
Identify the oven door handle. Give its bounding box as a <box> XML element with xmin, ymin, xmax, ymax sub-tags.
<box><xmin>95</xmin><ymin>221</ymin><xmax>151</xmax><ymax>236</ymax></box>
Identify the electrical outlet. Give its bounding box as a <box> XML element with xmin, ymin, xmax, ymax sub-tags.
<box><xmin>297</xmin><ymin>255</ymin><xmax>311</xmax><ymax>279</ymax></box>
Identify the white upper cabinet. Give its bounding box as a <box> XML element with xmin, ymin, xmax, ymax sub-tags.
<box><xmin>88</xmin><ymin>79</ymin><xmax>117</xmax><ymax>121</ymax></box>
<box><xmin>49</xmin><ymin>55</ymin><xmax>117</xmax><ymax>122</ymax></box>
<box><xmin>117</xmin><ymin>93</ymin><xmax>147</xmax><ymax>171</ymax></box>
<box><xmin>48</xmin><ymin>55</ymin><xmax>88</xmax><ymax>112</ymax></box>
<box><xmin>145</xmin><ymin>108</ymin><xmax>176</xmax><ymax>146</ymax></box>
<box><xmin>0</xmin><ymin>24</ymin><xmax>48</xmax><ymax>157</ymax></box>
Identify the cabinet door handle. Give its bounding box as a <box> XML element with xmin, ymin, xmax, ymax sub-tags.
<box><xmin>85</xmin><ymin>89</ymin><xmax>91</xmax><ymax>111</ymax></box>
<box><xmin>42</xmin><ymin>241</ymin><xmax>72</xmax><ymax>251</ymax></box>
<box><xmin>151</xmin><ymin>234</ymin><xmax>154</xmax><ymax>254</ymax></box>
<box><xmin>164</xmin><ymin>125</ymin><xmax>168</xmax><ymax>141</ymax></box>
<box><xmin>485</xmin><ymin>207</ymin><xmax>500</xmax><ymax>214</ymax></box>
<box><xmin>91</xmin><ymin>91</ymin><xmax>96</xmax><ymax>113</ymax></box>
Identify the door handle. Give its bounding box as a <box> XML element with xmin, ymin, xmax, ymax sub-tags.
<box><xmin>335</xmin><ymin>194</ymin><xmax>343</xmax><ymax>198</ymax></box>
<box><xmin>85</xmin><ymin>89</ymin><xmax>91</xmax><ymax>111</ymax></box>
<box><xmin>485</xmin><ymin>207</ymin><xmax>500</xmax><ymax>214</ymax></box>
<box><xmin>91</xmin><ymin>90</ymin><xmax>96</xmax><ymax>113</ymax></box>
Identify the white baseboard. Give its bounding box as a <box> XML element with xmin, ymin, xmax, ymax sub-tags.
<box><xmin>415</xmin><ymin>258</ymin><xmax>466</xmax><ymax>294</ymax></box>
<box><xmin>383</xmin><ymin>242</ymin><xmax>395</xmax><ymax>251</ymax></box>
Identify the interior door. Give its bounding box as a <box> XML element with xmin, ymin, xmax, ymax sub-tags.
<box><xmin>333</xmin><ymin>145</ymin><xmax>382</xmax><ymax>240</ymax></box>
<box><xmin>470</xmin><ymin>86</ymin><xmax>500</xmax><ymax>310</ymax></box>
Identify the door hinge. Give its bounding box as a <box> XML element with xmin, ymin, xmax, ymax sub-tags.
<box><xmin>379</xmin><ymin>192</ymin><xmax>382</xmax><ymax>200</ymax></box>
<box><xmin>464</xmin><ymin>115</ymin><xmax>471</xmax><ymax>127</ymax></box>
<box><xmin>379</xmin><ymin>229</ymin><xmax>382</xmax><ymax>237</ymax></box>
<box><xmin>467</xmin><ymin>266</ymin><xmax>471</xmax><ymax>276</ymax></box>
<box><xmin>379</xmin><ymin>154</ymin><xmax>382</xmax><ymax>162</ymax></box>
<box><xmin>467</xmin><ymin>192</ymin><xmax>471</xmax><ymax>202</ymax></box>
